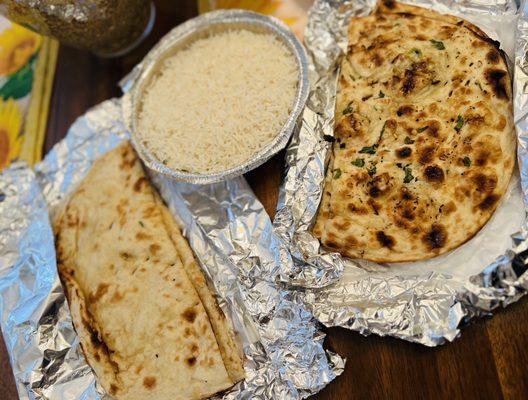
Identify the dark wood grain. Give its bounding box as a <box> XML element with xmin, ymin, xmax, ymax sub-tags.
<box><xmin>2</xmin><ymin>1</ymin><xmax>528</xmax><ymax>399</ymax></box>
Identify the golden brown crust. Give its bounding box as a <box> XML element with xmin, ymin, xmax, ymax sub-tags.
<box><xmin>376</xmin><ymin>0</ymin><xmax>490</xmax><ymax>39</ymax></box>
<box><xmin>156</xmin><ymin>202</ymin><xmax>245</xmax><ymax>383</ymax></box>
<box><xmin>314</xmin><ymin>2</ymin><xmax>515</xmax><ymax>263</ymax></box>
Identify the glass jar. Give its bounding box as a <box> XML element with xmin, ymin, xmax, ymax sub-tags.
<box><xmin>0</xmin><ymin>0</ymin><xmax>155</xmax><ymax>57</ymax></box>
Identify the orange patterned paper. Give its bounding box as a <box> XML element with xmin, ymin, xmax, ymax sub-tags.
<box><xmin>199</xmin><ymin>0</ymin><xmax>313</xmax><ymax>40</ymax></box>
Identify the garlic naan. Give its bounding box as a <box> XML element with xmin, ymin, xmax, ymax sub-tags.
<box><xmin>313</xmin><ymin>1</ymin><xmax>515</xmax><ymax>262</ymax></box>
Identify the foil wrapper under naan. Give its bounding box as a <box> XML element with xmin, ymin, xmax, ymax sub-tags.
<box><xmin>274</xmin><ymin>0</ymin><xmax>528</xmax><ymax>346</ymax></box>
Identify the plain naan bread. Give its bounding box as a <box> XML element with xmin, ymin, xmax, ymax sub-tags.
<box><xmin>313</xmin><ymin>1</ymin><xmax>515</xmax><ymax>262</ymax></box>
<box><xmin>54</xmin><ymin>142</ymin><xmax>244</xmax><ymax>399</ymax></box>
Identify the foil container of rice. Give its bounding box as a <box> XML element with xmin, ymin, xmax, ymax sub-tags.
<box><xmin>121</xmin><ymin>9</ymin><xmax>310</xmax><ymax>184</ymax></box>
<box><xmin>273</xmin><ymin>0</ymin><xmax>528</xmax><ymax>346</ymax></box>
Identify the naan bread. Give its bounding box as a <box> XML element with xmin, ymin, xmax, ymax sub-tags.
<box><xmin>313</xmin><ymin>1</ymin><xmax>515</xmax><ymax>262</ymax></box>
<box><xmin>54</xmin><ymin>142</ymin><xmax>244</xmax><ymax>399</ymax></box>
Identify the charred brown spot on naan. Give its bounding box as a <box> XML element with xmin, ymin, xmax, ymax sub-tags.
<box><xmin>88</xmin><ymin>283</ymin><xmax>109</xmax><ymax>303</ymax></box>
<box><xmin>383</xmin><ymin>0</ymin><xmax>396</xmax><ymax>9</ymax></box>
<box><xmin>111</xmin><ymin>291</ymin><xmax>124</xmax><ymax>303</ymax></box>
<box><xmin>397</xmin><ymin>105</ymin><xmax>413</xmax><ymax>117</ymax></box>
<box><xmin>348</xmin><ymin>203</ymin><xmax>369</xmax><ymax>215</ymax></box>
<box><xmin>495</xmin><ymin>115</ymin><xmax>507</xmax><ymax>131</ymax></box>
<box><xmin>477</xmin><ymin>194</ymin><xmax>500</xmax><ymax>211</ymax></box>
<box><xmin>401</xmin><ymin>205</ymin><xmax>415</xmax><ymax>220</ymax></box>
<box><xmin>369</xmin><ymin>173</ymin><xmax>393</xmax><ymax>198</ymax></box>
<box><xmin>143</xmin><ymin>377</ymin><xmax>157</xmax><ymax>389</ymax></box>
<box><xmin>148</xmin><ymin>243</ymin><xmax>161</xmax><ymax>255</ymax></box>
<box><xmin>400</xmin><ymin>188</ymin><xmax>414</xmax><ymax>201</ymax></box>
<box><xmin>471</xmin><ymin>171</ymin><xmax>498</xmax><ymax>194</ymax></box>
<box><xmin>335</xmin><ymin>113</ymin><xmax>365</xmax><ymax>137</ymax></box>
<box><xmin>454</xmin><ymin>185</ymin><xmax>471</xmax><ymax>201</ymax></box>
<box><xmin>442</xmin><ymin>201</ymin><xmax>457</xmax><ymax>215</ymax></box>
<box><xmin>65</xmin><ymin>212</ymin><xmax>79</xmax><ymax>228</ymax></box>
<box><xmin>424</xmin><ymin>120</ymin><xmax>441</xmax><ymax>138</ymax></box>
<box><xmin>119</xmin><ymin>251</ymin><xmax>133</xmax><ymax>260</ymax></box>
<box><xmin>418</xmin><ymin>145</ymin><xmax>436</xmax><ymax>164</ymax></box>
<box><xmin>438</xmin><ymin>25</ymin><xmax>457</xmax><ymax>39</ymax></box>
<box><xmin>486</xmin><ymin>49</ymin><xmax>500</xmax><ymax>64</ymax></box>
<box><xmin>465</xmin><ymin>114</ymin><xmax>485</xmax><ymax>129</ymax></box>
<box><xmin>423</xmin><ymin>165</ymin><xmax>445</xmax><ymax>183</ymax></box>
<box><xmin>371</xmin><ymin>52</ymin><xmax>384</xmax><ymax>66</ymax></box>
<box><xmin>142</xmin><ymin>205</ymin><xmax>157</xmax><ymax>218</ymax></box>
<box><xmin>135</xmin><ymin>232</ymin><xmax>151</xmax><ymax>240</ymax></box>
<box><xmin>333</xmin><ymin>220</ymin><xmax>351</xmax><ymax>230</ymax></box>
<box><xmin>345</xmin><ymin>234</ymin><xmax>359</xmax><ymax>246</ymax></box>
<box><xmin>182</xmin><ymin>307</ymin><xmax>197</xmax><ymax>323</ymax></box>
<box><xmin>422</xmin><ymin>224</ymin><xmax>448</xmax><ymax>250</ymax></box>
<box><xmin>367</xmin><ymin>198</ymin><xmax>382</xmax><ymax>215</ymax></box>
<box><xmin>365</xmin><ymin>37</ymin><xmax>396</xmax><ymax>52</ymax></box>
<box><xmin>485</xmin><ymin>69</ymin><xmax>509</xmax><ymax>100</ymax></box>
<box><xmin>133</xmin><ymin>176</ymin><xmax>149</xmax><ymax>192</ymax></box>
<box><xmin>396</xmin><ymin>147</ymin><xmax>412</xmax><ymax>158</ymax></box>
<box><xmin>474</xmin><ymin>149</ymin><xmax>491</xmax><ymax>166</ymax></box>
<box><xmin>376</xmin><ymin>231</ymin><xmax>395</xmax><ymax>248</ymax></box>
<box><xmin>109</xmin><ymin>384</ymin><xmax>120</xmax><ymax>395</ymax></box>
<box><xmin>119</xmin><ymin>145</ymin><xmax>137</xmax><ymax>169</ymax></box>
<box><xmin>385</xmin><ymin>119</ymin><xmax>397</xmax><ymax>132</ymax></box>
<box><xmin>400</xmin><ymin>61</ymin><xmax>436</xmax><ymax>96</ymax></box>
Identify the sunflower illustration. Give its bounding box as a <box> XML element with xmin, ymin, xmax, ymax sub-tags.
<box><xmin>0</xmin><ymin>98</ymin><xmax>23</xmax><ymax>170</ymax></box>
<box><xmin>0</xmin><ymin>24</ymin><xmax>41</xmax><ymax>76</ymax></box>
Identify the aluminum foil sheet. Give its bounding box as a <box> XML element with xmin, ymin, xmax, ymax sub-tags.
<box><xmin>0</xmin><ymin>98</ymin><xmax>344</xmax><ymax>399</ymax></box>
<box><xmin>274</xmin><ymin>0</ymin><xmax>528</xmax><ymax>346</ymax></box>
<box><xmin>121</xmin><ymin>10</ymin><xmax>309</xmax><ymax>185</ymax></box>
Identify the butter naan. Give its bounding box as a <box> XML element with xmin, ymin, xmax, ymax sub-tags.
<box><xmin>54</xmin><ymin>142</ymin><xmax>244</xmax><ymax>399</ymax></box>
<box><xmin>313</xmin><ymin>1</ymin><xmax>516</xmax><ymax>262</ymax></box>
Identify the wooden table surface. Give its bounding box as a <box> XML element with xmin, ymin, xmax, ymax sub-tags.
<box><xmin>1</xmin><ymin>1</ymin><xmax>528</xmax><ymax>399</ymax></box>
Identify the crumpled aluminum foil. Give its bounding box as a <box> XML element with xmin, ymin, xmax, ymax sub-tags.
<box><xmin>274</xmin><ymin>0</ymin><xmax>528</xmax><ymax>346</ymax></box>
<box><xmin>0</xmin><ymin>98</ymin><xmax>344</xmax><ymax>399</ymax></box>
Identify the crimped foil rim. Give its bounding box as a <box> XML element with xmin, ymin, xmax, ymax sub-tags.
<box><xmin>123</xmin><ymin>9</ymin><xmax>309</xmax><ymax>184</ymax></box>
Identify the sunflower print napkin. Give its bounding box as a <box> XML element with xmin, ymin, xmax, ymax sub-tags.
<box><xmin>198</xmin><ymin>0</ymin><xmax>313</xmax><ymax>40</ymax></box>
<box><xmin>0</xmin><ymin>16</ymin><xmax>58</xmax><ymax>170</ymax></box>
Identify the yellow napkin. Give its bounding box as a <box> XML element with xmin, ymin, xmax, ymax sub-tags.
<box><xmin>198</xmin><ymin>0</ymin><xmax>313</xmax><ymax>40</ymax></box>
<box><xmin>0</xmin><ymin>17</ymin><xmax>58</xmax><ymax>170</ymax></box>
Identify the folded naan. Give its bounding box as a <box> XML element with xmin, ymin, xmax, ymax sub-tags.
<box><xmin>54</xmin><ymin>142</ymin><xmax>244</xmax><ymax>399</ymax></box>
<box><xmin>313</xmin><ymin>1</ymin><xmax>515</xmax><ymax>262</ymax></box>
